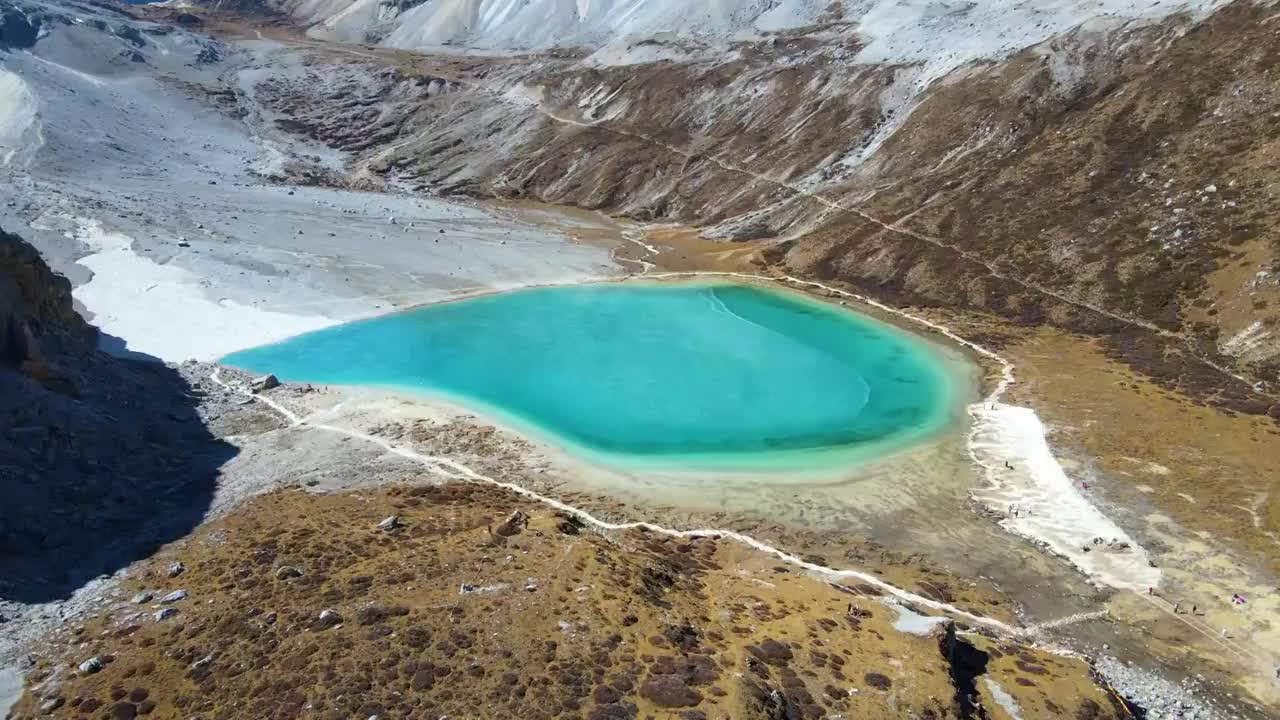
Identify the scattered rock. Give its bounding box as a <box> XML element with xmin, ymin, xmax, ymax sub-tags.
<box><xmin>78</xmin><ymin>657</ymin><xmax>103</xmax><ymax>674</ymax></box>
<box><xmin>167</xmin><ymin>561</ymin><xmax>185</xmax><ymax>577</ymax></box>
<box><xmin>39</xmin><ymin>696</ymin><xmax>65</xmax><ymax>713</ymax></box>
<box><xmin>318</xmin><ymin>608</ymin><xmax>343</xmax><ymax>627</ymax></box>
<box><xmin>130</xmin><ymin>591</ymin><xmax>153</xmax><ymax>604</ymax></box>
<box><xmin>160</xmin><ymin>589</ymin><xmax>187</xmax><ymax>603</ymax></box>
<box><xmin>154</xmin><ymin>607</ymin><xmax>178</xmax><ymax>622</ymax></box>
<box><xmin>639</xmin><ymin>676</ymin><xmax>702</xmax><ymax>708</ymax></box>
<box><xmin>1095</xmin><ymin>656</ymin><xmax>1222</xmax><ymax>720</ymax></box>
<box><xmin>556</xmin><ymin>513</ymin><xmax>584</xmax><ymax>535</ymax></box>
<box><xmin>376</xmin><ymin>515</ymin><xmax>400</xmax><ymax>531</ymax></box>
<box><xmin>746</xmin><ymin>638</ymin><xmax>793</xmax><ymax>665</ymax></box>
<box><xmin>863</xmin><ymin>672</ymin><xmax>892</xmax><ymax>690</ymax></box>
<box><xmin>250</xmin><ymin>374</ymin><xmax>279</xmax><ymax>392</ymax></box>
<box><xmin>0</xmin><ymin>4</ymin><xmax>40</xmax><ymax>49</ymax></box>
<box><xmin>495</xmin><ymin>510</ymin><xmax>528</xmax><ymax>537</ymax></box>
<box><xmin>275</xmin><ymin>565</ymin><xmax>304</xmax><ymax>579</ymax></box>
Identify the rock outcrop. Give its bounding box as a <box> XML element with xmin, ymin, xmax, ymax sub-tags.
<box><xmin>0</xmin><ymin>1</ymin><xmax>39</xmax><ymax>50</ymax></box>
<box><xmin>0</xmin><ymin>227</ymin><xmax>234</xmax><ymax>604</ymax></box>
<box><xmin>0</xmin><ymin>227</ymin><xmax>92</xmax><ymax>387</ymax></box>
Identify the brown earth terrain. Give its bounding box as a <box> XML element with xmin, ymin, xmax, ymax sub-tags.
<box><xmin>8</xmin><ymin>483</ymin><xmax>1129</xmax><ymax>720</ymax></box>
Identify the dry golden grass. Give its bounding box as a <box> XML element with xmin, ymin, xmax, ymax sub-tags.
<box><xmin>12</xmin><ymin>483</ymin><xmax>1122</xmax><ymax>720</ymax></box>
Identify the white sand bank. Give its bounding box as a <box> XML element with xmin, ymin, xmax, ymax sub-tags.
<box><xmin>72</xmin><ymin>219</ymin><xmax>336</xmax><ymax>362</ymax></box>
<box><xmin>969</xmin><ymin>402</ymin><xmax>1161</xmax><ymax>591</ymax></box>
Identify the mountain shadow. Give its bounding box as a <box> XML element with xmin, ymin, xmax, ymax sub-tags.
<box><xmin>0</xmin><ymin>225</ymin><xmax>235</xmax><ymax>603</ymax></box>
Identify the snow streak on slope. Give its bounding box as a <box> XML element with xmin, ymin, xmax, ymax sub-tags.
<box><xmin>0</xmin><ymin>69</ymin><xmax>41</xmax><ymax>168</ymax></box>
<box><xmin>381</xmin><ymin>0</ymin><xmax>805</xmax><ymax>51</ymax></box>
<box><xmin>289</xmin><ymin>0</ymin><xmax>1231</xmax><ymax>77</ymax></box>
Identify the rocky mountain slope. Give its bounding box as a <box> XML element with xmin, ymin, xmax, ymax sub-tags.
<box><xmin>196</xmin><ymin>0</ymin><xmax>1280</xmax><ymax>418</ymax></box>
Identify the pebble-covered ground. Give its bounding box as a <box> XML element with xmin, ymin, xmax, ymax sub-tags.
<box><xmin>1096</xmin><ymin>656</ymin><xmax>1227</xmax><ymax>720</ymax></box>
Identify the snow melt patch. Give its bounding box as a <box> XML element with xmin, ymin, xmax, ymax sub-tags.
<box><xmin>969</xmin><ymin>403</ymin><xmax>1160</xmax><ymax>591</ymax></box>
<box><xmin>891</xmin><ymin>603</ymin><xmax>950</xmax><ymax>635</ymax></box>
<box><xmin>1222</xmin><ymin>320</ymin><xmax>1267</xmax><ymax>356</ymax></box>
<box><xmin>71</xmin><ymin>220</ymin><xmax>336</xmax><ymax>363</ymax></box>
<box><xmin>0</xmin><ymin>69</ymin><xmax>41</xmax><ymax>167</ymax></box>
<box><xmin>982</xmin><ymin>678</ymin><xmax>1025</xmax><ymax>720</ymax></box>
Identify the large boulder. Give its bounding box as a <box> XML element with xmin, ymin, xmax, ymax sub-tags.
<box><xmin>0</xmin><ymin>2</ymin><xmax>39</xmax><ymax>50</ymax></box>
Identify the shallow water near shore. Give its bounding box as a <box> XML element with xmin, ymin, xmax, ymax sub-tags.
<box><xmin>223</xmin><ymin>281</ymin><xmax>967</xmax><ymax>471</ymax></box>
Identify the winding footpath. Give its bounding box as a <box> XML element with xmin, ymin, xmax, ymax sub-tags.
<box><xmin>210</xmin><ymin>362</ymin><xmax>1026</xmax><ymax>638</ymax></box>
<box><xmin>206</xmin><ymin>262</ymin><xmax>1278</xmax><ymax>714</ymax></box>
<box><xmin>207</xmin><ymin>265</ymin><xmax>1041</xmax><ymax>642</ymax></box>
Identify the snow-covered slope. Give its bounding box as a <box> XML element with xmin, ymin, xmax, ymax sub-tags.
<box><xmin>280</xmin><ymin>0</ymin><xmax>1227</xmax><ymax>71</ymax></box>
<box><xmin>380</xmin><ymin>0</ymin><xmax>822</xmax><ymax>49</ymax></box>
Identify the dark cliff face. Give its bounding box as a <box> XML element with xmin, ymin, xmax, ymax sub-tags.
<box><xmin>0</xmin><ymin>227</ymin><xmax>234</xmax><ymax>604</ymax></box>
<box><xmin>0</xmin><ymin>226</ymin><xmax>93</xmax><ymax>380</ymax></box>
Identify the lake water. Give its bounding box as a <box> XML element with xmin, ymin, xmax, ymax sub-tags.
<box><xmin>222</xmin><ymin>281</ymin><xmax>964</xmax><ymax>470</ymax></box>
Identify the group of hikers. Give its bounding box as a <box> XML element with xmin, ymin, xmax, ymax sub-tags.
<box><xmin>1151</xmin><ymin>586</ymin><xmax>1247</xmax><ymax>613</ymax></box>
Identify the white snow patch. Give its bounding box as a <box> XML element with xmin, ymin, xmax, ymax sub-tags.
<box><xmin>0</xmin><ymin>69</ymin><xmax>41</xmax><ymax>167</ymax></box>
<box><xmin>1222</xmin><ymin>320</ymin><xmax>1267</xmax><ymax>355</ymax></box>
<box><xmin>983</xmin><ymin>678</ymin><xmax>1025</xmax><ymax>720</ymax></box>
<box><xmin>891</xmin><ymin>603</ymin><xmax>950</xmax><ymax>635</ymax></box>
<box><xmin>0</xmin><ymin>667</ymin><xmax>21</xmax><ymax>720</ymax></box>
<box><xmin>71</xmin><ymin>220</ymin><xmax>336</xmax><ymax>363</ymax></box>
<box><xmin>969</xmin><ymin>404</ymin><xmax>1161</xmax><ymax>591</ymax></box>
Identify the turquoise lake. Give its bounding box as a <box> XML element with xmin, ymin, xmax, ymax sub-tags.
<box><xmin>222</xmin><ymin>282</ymin><xmax>964</xmax><ymax>470</ymax></box>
